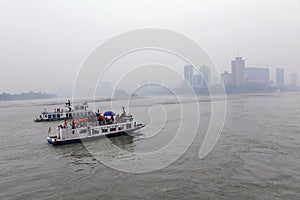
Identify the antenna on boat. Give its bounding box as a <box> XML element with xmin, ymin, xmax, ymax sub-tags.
<box><xmin>65</xmin><ymin>99</ymin><xmax>72</xmax><ymax>112</ymax></box>
<box><xmin>66</xmin><ymin>99</ymin><xmax>71</xmax><ymax>106</ymax></box>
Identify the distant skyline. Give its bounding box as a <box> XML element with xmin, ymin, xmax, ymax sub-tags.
<box><xmin>0</xmin><ymin>0</ymin><xmax>299</xmax><ymax>93</ymax></box>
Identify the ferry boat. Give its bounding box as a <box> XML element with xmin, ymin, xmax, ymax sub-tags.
<box><xmin>34</xmin><ymin>100</ymin><xmax>94</xmax><ymax>122</ymax></box>
<box><xmin>47</xmin><ymin>108</ymin><xmax>145</xmax><ymax>145</ymax></box>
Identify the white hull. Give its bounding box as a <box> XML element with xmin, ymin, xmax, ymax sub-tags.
<box><xmin>47</xmin><ymin>121</ymin><xmax>145</xmax><ymax>145</ymax></box>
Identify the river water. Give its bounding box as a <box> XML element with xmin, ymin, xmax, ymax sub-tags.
<box><xmin>0</xmin><ymin>93</ymin><xmax>300</xmax><ymax>199</ymax></box>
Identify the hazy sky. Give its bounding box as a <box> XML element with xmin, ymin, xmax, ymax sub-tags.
<box><xmin>0</xmin><ymin>0</ymin><xmax>299</xmax><ymax>94</ymax></box>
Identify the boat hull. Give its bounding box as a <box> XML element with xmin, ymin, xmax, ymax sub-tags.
<box><xmin>47</xmin><ymin>124</ymin><xmax>145</xmax><ymax>145</ymax></box>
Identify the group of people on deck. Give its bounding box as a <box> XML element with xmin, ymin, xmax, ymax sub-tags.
<box><xmin>58</xmin><ymin>118</ymin><xmax>88</xmax><ymax>130</ymax></box>
<box><xmin>55</xmin><ymin>120</ymin><xmax>77</xmax><ymax>138</ymax></box>
<box><xmin>54</xmin><ymin>110</ymin><xmax>122</xmax><ymax>130</ymax></box>
<box><xmin>96</xmin><ymin>110</ymin><xmax>120</xmax><ymax>125</ymax></box>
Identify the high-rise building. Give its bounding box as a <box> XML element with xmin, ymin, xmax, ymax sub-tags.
<box><xmin>200</xmin><ymin>65</ymin><xmax>211</xmax><ymax>87</ymax></box>
<box><xmin>193</xmin><ymin>75</ymin><xmax>202</xmax><ymax>89</ymax></box>
<box><xmin>276</xmin><ymin>68</ymin><xmax>284</xmax><ymax>86</ymax></box>
<box><xmin>245</xmin><ymin>67</ymin><xmax>269</xmax><ymax>84</ymax></box>
<box><xmin>221</xmin><ymin>71</ymin><xmax>232</xmax><ymax>86</ymax></box>
<box><xmin>231</xmin><ymin>57</ymin><xmax>245</xmax><ymax>86</ymax></box>
<box><xmin>184</xmin><ymin>65</ymin><xmax>194</xmax><ymax>86</ymax></box>
<box><xmin>290</xmin><ymin>73</ymin><xmax>298</xmax><ymax>86</ymax></box>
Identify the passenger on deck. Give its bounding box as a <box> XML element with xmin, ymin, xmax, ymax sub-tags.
<box><xmin>111</xmin><ymin>115</ymin><xmax>114</xmax><ymax>123</ymax></box>
<box><xmin>83</xmin><ymin>117</ymin><xmax>88</xmax><ymax>123</ymax></box>
<box><xmin>99</xmin><ymin>114</ymin><xmax>105</xmax><ymax>125</ymax></box>
<box><xmin>116</xmin><ymin>114</ymin><xmax>120</xmax><ymax>123</ymax></box>
<box><xmin>57</xmin><ymin>126</ymin><xmax>60</xmax><ymax>138</ymax></box>
<box><xmin>97</xmin><ymin>116</ymin><xmax>100</xmax><ymax>125</ymax></box>
<box><xmin>96</xmin><ymin>109</ymin><xmax>100</xmax><ymax>117</ymax></box>
<box><xmin>64</xmin><ymin>120</ymin><xmax>68</xmax><ymax>128</ymax></box>
<box><xmin>71</xmin><ymin>120</ymin><xmax>76</xmax><ymax>129</ymax></box>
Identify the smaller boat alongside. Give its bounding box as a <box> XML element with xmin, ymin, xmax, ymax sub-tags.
<box><xmin>34</xmin><ymin>100</ymin><xmax>94</xmax><ymax>122</ymax></box>
<box><xmin>47</xmin><ymin>107</ymin><xmax>145</xmax><ymax>145</ymax></box>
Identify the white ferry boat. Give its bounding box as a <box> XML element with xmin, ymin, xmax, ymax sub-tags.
<box><xmin>47</xmin><ymin>108</ymin><xmax>145</xmax><ymax>145</ymax></box>
<box><xmin>34</xmin><ymin>100</ymin><xmax>94</xmax><ymax>122</ymax></box>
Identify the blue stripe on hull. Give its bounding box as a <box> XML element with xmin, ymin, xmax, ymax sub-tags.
<box><xmin>47</xmin><ymin>137</ymin><xmax>82</xmax><ymax>145</ymax></box>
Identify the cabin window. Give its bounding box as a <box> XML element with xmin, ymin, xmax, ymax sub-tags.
<box><xmin>53</xmin><ymin>114</ymin><xmax>56</xmax><ymax>119</ymax></box>
<box><xmin>126</xmin><ymin>124</ymin><xmax>131</xmax><ymax>129</ymax></box>
<box><xmin>110</xmin><ymin>126</ymin><xmax>116</xmax><ymax>132</ymax></box>
<box><xmin>79</xmin><ymin>129</ymin><xmax>87</xmax><ymax>134</ymax></box>
<box><xmin>57</xmin><ymin>114</ymin><xmax>60</xmax><ymax>118</ymax></box>
<box><xmin>102</xmin><ymin>128</ymin><xmax>108</xmax><ymax>133</ymax></box>
<box><xmin>48</xmin><ymin>115</ymin><xmax>52</xmax><ymax>119</ymax></box>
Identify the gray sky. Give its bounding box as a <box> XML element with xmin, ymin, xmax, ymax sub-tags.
<box><xmin>0</xmin><ymin>0</ymin><xmax>299</xmax><ymax>94</ymax></box>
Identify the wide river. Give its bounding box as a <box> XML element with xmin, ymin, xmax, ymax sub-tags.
<box><xmin>0</xmin><ymin>93</ymin><xmax>300</xmax><ymax>199</ymax></box>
